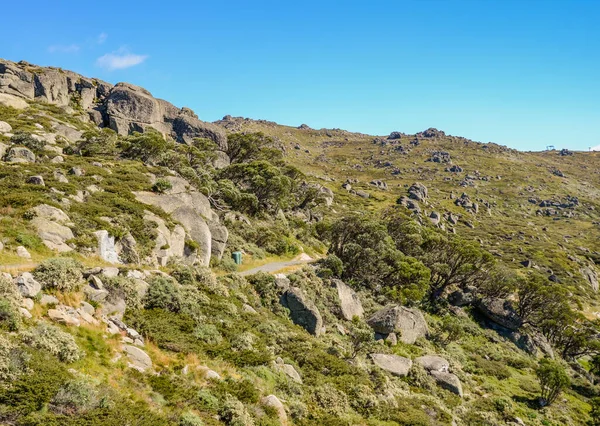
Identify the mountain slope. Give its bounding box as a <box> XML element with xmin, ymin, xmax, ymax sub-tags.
<box><xmin>0</xmin><ymin>58</ymin><xmax>599</xmax><ymax>426</ymax></box>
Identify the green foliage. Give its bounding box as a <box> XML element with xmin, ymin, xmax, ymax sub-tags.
<box><xmin>318</xmin><ymin>254</ymin><xmax>343</xmax><ymax>278</ymax></box>
<box><xmin>21</xmin><ymin>323</ymin><xmax>82</xmax><ymax>363</ymax></box>
<box><xmin>0</xmin><ymin>334</ymin><xmax>29</xmax><ymax>382</ymax></box>
<box><xmin>77</xmin><ymin>128</ymin><xmax>119</xmax><ymax>157</ymax></box>
<box><xmin>219</xmin><ymin>394</ymin><xmax>255</xmax><ymax>426</ymax></box>
<box><xmin>50</xmin><ymin>378</ymin><xmax>102</xmax><ymax>415</ymax></box>
<box><xmin>219</xmin><ymin>160</ymin><xmax>296</xmax><ymax>214</ymax></box>
<box><xmin>226</xmin><ymin>132</ymin><xmax>281</xmax><ymax>164</ymax></box>
<box><xmin>329</xmin><ymin>215</ymin><xmax>430</xmax><ymax>304</ymax></box>
<box><xmin>121</xmin><ymin>129</ymin><xmax>173</xmax><ymax>164</ymax></box>
<box><xmin>0</xmin><ymin>299</ymin><xmax>21</xmax><ymax>331</ymax></box>
<box><xmin>589</xmin><ymin>397</ymin><xmax>600</xmax><ymax>426</ymax></box>
<box><xmin>11</xmin><ymin>131</ymin><xmax>45</xmax><ymax>151</ymax></box>
<box><xmin>33</xmin><ymin>258</ymin><xmax>84</xmax><ymax>292</ymax></box>
<box><xmin>101</xmin><ymin>275</ymin><xmax>143</xmax><ymax>310</ymax></box>
<box><xmin>143</xmin><ymin>276</ymin><xmax>182</xmax><ymax>313</ymax></box>
<box><xmin>536</xmin><ymin>358</ymin><xmax>570</xmax><ymax>406</ymax></box>
<box><xmin>151</xmin><ymin>178</ymin><xmax>173</xmax><ymax>193</ymax></box>
<box><xmin>179</xmin><ymin>411</ymin><xmax>205</xmax><ymax>426</ymax></box>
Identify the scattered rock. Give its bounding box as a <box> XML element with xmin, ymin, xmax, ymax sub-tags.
<box><xmin>6</xmin><ymin>147</ymin><xmax>35</xmax><ymax>163</ymax></box>
<box><xmin>16</xmin><ymin>246</ymin><xmax>31</xmax><ymax>259</ymax></box>
<box><xmin>15</xmin><ymin>272</ymin><xmax>41</xmax><ymax>297</ymax></box>
<box><xmin>415</xmin><ymin>355</ymin><xmax>450</xmax><ymax>373</ymax></box>
<box><xmin>29</xmin><ymin>204</ymin><xmax>74</xmax><ymax>252</ymax></box>
<box><xmin>581</xmin><ymin>267</ymin><xmax>599</xmax><ymax>292</ymax></box>
<box><xmin>430</xmin><ymin>371</ymin><xmax>463</xmax><ymax>397</ymax></box>
<box><xmin>40</xmin><ymin>294</ymin><xmax>60</xmax><ymax>305</ymax></box>
<box><xmin>0</xmin><ymin>121</ymin><xmax>12</xmax><ymax>133</ymax></box>
<box><xmin>476</xmin><ymin>298</ymin><xmax>522</xmax><ymax>330</ymax></box>
<box><xmin>408</xmin><ymin>183</ymin><xmax>428</xmax><ymax>202</ymax></box>
<box><xmin>280</xmin><ymin>287</ymin><xmax>323</xmax><ymax>336</ymax></box>
<box><xmin>370</xmin><ymin>353</ymin><xmax>412</xmax><ymax>377</ymax></box>
<box><xmin>332</xmin><ymin>279</ymin><xmax>364</xmax><ymax>320</ymax></box>
<box><xmin>48</xmin><ymin>306</ymin><xmax>81</xmax><ymax>327</ymax></box>
<box><xmin>94</xmin><ymin>230</ymin><xmax>121</xmax><ymax>264</ymax></box>
<box><xmin>367</xmin><ymin>305</ymin><xmax>428</xmax><ymax>344</ymax></box>
<box><xmin>261</xmin><ymin>395</ymin><xmax>288</xmax><ymax>425</ymax></box>
<box><xmin>123</xmin><ymin>344</ymin><xmax>152</xmax><ymax>372</ymax></box>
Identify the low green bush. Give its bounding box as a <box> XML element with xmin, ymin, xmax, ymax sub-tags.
<box><xmin>33</xmin><ymin>258</ymin><xmax>84</xmax><ymax>292</ymax></box>
<box><xmin>21</xmin><ymin>323</ymin><xmax>82</xmax><ymax>363</ymax></box>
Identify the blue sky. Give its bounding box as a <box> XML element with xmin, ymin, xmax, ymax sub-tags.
<box><xmin>1</xmin><ymin>0</ymin><xmax>599</xmax><ymax>151</ymax></box>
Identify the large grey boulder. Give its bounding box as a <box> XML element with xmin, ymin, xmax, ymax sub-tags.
<box><xmin>367</xmin><ymin>305</ymin><xmax>428</xmax><ymax>344</ymax></box>
<box><xmin>0</xmin><ymin>93</ymin><xmax>28</xmax><ymax>109</ymax></box>
<box><xmin>408</xmin><ymin>183</ymin><xmax>428</xmax><ymax>202</ymax></box>
<box><xmin>15</xmin><ymin>272</ymin><xmax>41</xmax><ymax>297</ymax></box>
<box><xmin>260</xmin><ymin>395</ymin><xmax>288</xmax><ymax>425</ymax></box>
<box><xmin>430</xmin><ymin>371</ymin><xmax>463</xmax><ymax>397</ymax></box>
<box><xmin>415</xmin><ymin>355</ymin><xmax>450</xmax><ymax>373</ymax></box>
<box><xmin>333</xmin><ymin>279</ymin><xmax>364</xmax><ymax>320</ymax></box>
<box><xmin>476</xmin><ymin>298</ymin><xmax>522</xmax><ymax>330</ymax></box>
<box><xmin>5</xmin><ymin>146</ymin><xmax>35</xmax><ymax>163</ymax></box>
<box><xmin>0</xmin><ymin>121</ymin><xmax>11</xmax><ymax>133</ymax></box>
<box><xmin>0</xmin><ymin>59</ymin><xmax>112</xmax><ymax>111</ymax></box>
<box><xmin>280</xmin><ymin>287</ymin><xmax>323</xmax><ymax>336</ymax></box>
<box><xmin>370</xmin><ymin>353</ymin><xmax>412</xmax><ymax>377</ymax></box>
<box><xmin>105</xmin><ymin>82</ymin><xmax>227</xmax><ymax>150</ymax></box>
<box><xmin>123</xmin><ymin>344</ymin><xmax>152</xmax><ymax>372</ymax></box>
<box><xmin>28</xmin><ymin>204</ymin><xmax>74</xmax><ymax>252</ymax></box>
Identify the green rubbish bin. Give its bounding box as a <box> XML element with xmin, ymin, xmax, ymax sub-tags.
<box><xmin>232</xmin><ymin>251</ymin><xmax>243</xmax><ymax>265</ymax></box>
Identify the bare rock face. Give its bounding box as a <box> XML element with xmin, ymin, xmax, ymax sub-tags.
<box><xmin>134</xmin><ymin>176</ymin><xmax>228</xmax><ymax>266</ymax></box>
<box><xmin>370</xmin><ymin>353</ymin><xmax>412</xmax><ymax>377</ymax></box>
<box><xmin>581</xmin><ymin>266</ymin><xmax>599</xmax><ymax>292</ymax></box>
<box><xmin>0</xmin><ymin>59</ymin><xmax>229</xmax><ymax>154</ymax></box>
<box><xmin>280</xmin><ymin>287</ymin><xmax>323</xmax><ymax>336</ymax></box>
<box><xmin>94</xmin><ymin>230</ymin><xmax>121</xmax><ymax>264</ymax></box>
<box><xmin>367</xmin><ymin>305</ymin><xmax>428</xmax><ymax>344</ymax></box>
<box><xmin>28</xmin><ymin>204</ymin><xmax>74</xmax><ymax>252</ymax></box>
<box><xmin>332</xmin><ymin>279</ymin><xmax>364</xmax><ymax>320</ymax></box>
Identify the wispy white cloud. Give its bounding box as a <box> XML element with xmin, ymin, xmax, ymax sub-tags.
<box><xmin>591</xmin><ymin>145</ymin><xmax>600</xmax><ymax>152</ymax></box>
<box><xmin>47</xmin><ymin>44</ymin><xmax>80</xmax><ymax>54</ymax></box>
<box><xmin>96</xmin><ymin>48</ymin><xmax>148</xmax><ymax>70</ymax></box>
<box><xmin>97</xmin><ymin>32</ymin><xmax>108</xmax><ymax>44</ymax></box>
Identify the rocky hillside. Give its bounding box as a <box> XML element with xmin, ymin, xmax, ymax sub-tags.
<box><xmin>0</xmin><ymin>58</ymin><xmax>599</xmax><ymax>426</ymax></box>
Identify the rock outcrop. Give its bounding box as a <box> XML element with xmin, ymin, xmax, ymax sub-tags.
<box><xmin>280</xmin><ymin>287</ymin><xmax>323</xmax><ymax>336</ymax></box>
<box><xmin>367</xmin><ymin>305</ymin><xmax>428</xmax><ymax>344</ymax></box>
<box><xmin>0</xmin><ymin>59</ymin><xmax>229</xmax><ymax>156</ymax></box>
<box><xmin>134</xmin><ymin>176</ymin><xmax>228</xmax><ymax>266</ymax></box>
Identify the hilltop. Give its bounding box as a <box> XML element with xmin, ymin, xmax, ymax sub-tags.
<box><xmin>0</xmin><ymin>58</ymin><xmax>599</xmax><ymax>425</ymax></box>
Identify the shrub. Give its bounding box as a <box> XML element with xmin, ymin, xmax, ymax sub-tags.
<box><xmin>536</xmin><ymin>358</ymin><xmax>569</xmax><ymax>406</ymax></box>
<box><xmin>171</xmin><ymin>264</ymin><xmax>226</xmax><ymax>296</ymax></box>
<box><xmin>180</xmin><ymin>411</ymin><xmax>205</xmax><ymax>426</ymax></box>
<box><xmin>143</xmin><ymin>276</ymin><xmax>182</xmax><ymax>313</ymax></box>
<box><xmin>33</xmin><ymin>258</ymin><xmax>84</xmax><ymax>292</ymax></box>
<box><xmin>319</xmin><ymin>254</ymin><xmax>343</xmax><ymax>278</ymax></box>
<box><xmin>50</xmin><ymin>378</ymin><xmax>101</xmax><ymax>415</ymax></box>
<box><xmin>194</xmin><ymin>324</ymin><xmax>223</xmax><ymax>345</ymax></box>
<box><xmin>11</xmin><ymin>131</ymin><xmax>45</xmax><ymax>151</ymax></box>
<box><xmin>0</xmin><ymin>334</ymin><xmax>29</xmax><ymax>382</ymax></box>
<box><xmin>102</xmin><ymin>275</ymin><xmax>143</xmax><ymax>310</ymax></box>
<box><xmin>152</xmin><ymin>178</ymin><xmax>173</xmax><ymax>194</ymax></box>
<box><xmin>21</xmin><ymin>323</ymin><xmax>82</xmax><ymax>363</ymax></box>
<box><xmin>0</xmin><ymin>299</ymin><xmax>21</xmax><ymax>331</ymax></box>
<box><xmin>219</xmin><ymin>395</ymin><xmax>255</xmax><ymax>426</ymax></box>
